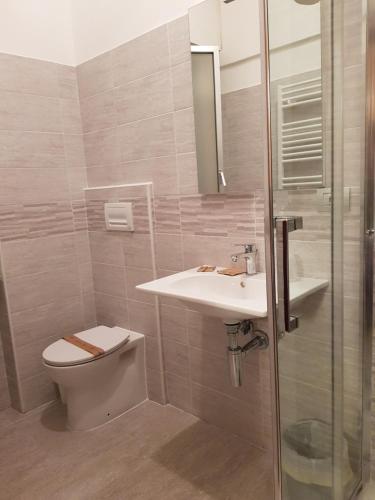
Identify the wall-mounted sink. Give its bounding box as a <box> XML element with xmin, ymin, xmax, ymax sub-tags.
<box><xmin>137</xmin><ymin>268</ymin><xmax>329</xmax><ymax>322</ymax></box>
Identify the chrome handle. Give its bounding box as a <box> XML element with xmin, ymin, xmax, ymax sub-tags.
<box><xmin>219</xmin><ymin>170</ymin><xmax>227</xmax><ymax>187</ymax></box>
<box><xmin>274</xmin><ymin>216</ymin><xmax>303</xmax><ymax>335</ymax></box>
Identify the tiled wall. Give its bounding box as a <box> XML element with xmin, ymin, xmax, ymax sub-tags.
<box><xmin>0</xmin><ymin>54</ymin><xmax>95</xmax><ymax>412</ymax></box>
<box><xmin>78</xmin><ymin>17</ymin><xmax>198</xmax><ymax>197</ymax></box>
<box><xmin>222</xmin><ymin>85</ymin><xmax>264</xmax><ymax>192</ymax></box>
<box><xmin>78</xmin><ymin>16</ymin><xmax>272</xmax><ymax>450</ymax></box>
<box><xmin>0</xmin><ymin>14</ymin><xmax>272</xmax><ymax>454</ymax></box>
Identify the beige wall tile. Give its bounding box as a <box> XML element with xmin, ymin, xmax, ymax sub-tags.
<box><xmin>343</xmin><ymin>64</ymin><xmax>365</xmax><ymax>129</ymax></box>
<box><xmin>66</xmin><ymin>167</ymin><xmax>88</xmax><ymax>201</ymax></box>
<box><xmin>113</xmin><ymin>25</ymin><xmax>169</xmax><ymax>86</ymax></box>
<box><xmin>74</xmin><ymin>232</ymin><xmax>91</xmax><ymax>264</ymax></box>
<box><xmin>80</xmin><ymin>90</ymin><xmax>116</xmax><ymax>133</ymax></box>
<box><xmin>177</xmin><ymin>153</ymin><xmax>198</xmax><ymax>195</ymax></box>
<box><xmin>167</xmin><ymin>16</ymin><xmax>191</xmax><ymax>66</ymax></box>
<box><xmin>95</xmin><ymin>292</ymin><xmax>128</xmax><ymax>328</ymax></box>
<box><xmin>125</xmin><ymin>267</ymin><xmax>154</xmax><ymax>303</ymax></box>
<box><xmin>0</xmin><ymin>201</ymin><xmax>75</xmax><ymax>242</ymax></box>
<box><xmin>90</xmin><ymin>231</ymin><xmax>125</xmax><ymax>266</ymax></box>
<box><xmin>182</xmin><ymin>234</ymin><xmax>246</xmax><ymax>269</ymax></box>
<box><xmin>16</xmin><ymin>335</ymin><xmax>57</xmax><ymax>379</ymax></box>
<box><xmin>190</xmin><ymin>347</ymin><xmax>261</xmax><ymax>405</ymax></box>
<box><xmin>78</xmin><ymin>262</ymin><xmax>94</xmax><ymax>295</ymax></box>
<box><xmin>115</xmin><ymin>69</ymin><xmax>173</xmax><ymax>125</ymax></box>
<box><xmin>1</xmin><ymin>234</ymin><xmax>76</xmax><ymax>278</ymax></box>
<box><xmin>83</xmin><ymin>127</ymin><xmax>119</xmax><ymax>168</ymax></box>
<box><xmin>191</xmin><ymin>383</ymin><xmax>265</xmax><ymax>448</ymax></box>
<box><xmin>222</xmin><ymin>86</ymin><xmax>264</xmax><ymax>193</ymax></box>
<box><xmin>0</xmin><ymin>131</ymin><xmax>65</xmax><ymax>169</ymax></box>
<box><xmin>279</xmin><ymin>333</ymin><xmax>331</xmax><ymax>392</ymax></box>
<box><xmin>174</xmin><ymin>107</ymin><xmax>196</xmax><ymax>154</ymax></box>
<box><xmin>77</xmin><ymin>51</ymin><xmax>114</xmax><ymax>99</ymax></box>
<box><xmin>0</xmin><ymin>167</ymin><xmax>70</xmax><ymax>204</ymax></box>
<box><xmin>166</xmin><ymin>372</ymin><xmax>192</xmax><ymax>412</ymax></box>
<box><xmin>64</xmin><ymin>134</ymin><xmax>86</xmax><ymax>168</ymax></box>
<box><xmin>60</xmin><ymin>98</ymin><xmax>82</xmax><ymax>134</ymax></box>
<box><xmin>180</xmin><ymin>194</ymin><xmax>255</xmax><ymax>237</ymax></box>
<box><xmin>72</xmin><ymin>200</ymin><xmax>88</xmax><ymax>232</ymax></box>
<box><xmin>6</xmin><ymin>263</ymin><xmax>81</xmax><ymax>313</ymax></box>
<box><xmin>187</xmin><ymin>311</ymin><xmax>228</xmax><ymax>357</ymax></box>
<box><xmin>160</xmin><ymin>304</ymin><xmax>188</xmax><ymax>344</ymax></box>
<box><xmin>19</xmin><ymin>371</ymin><xmax>58</xmax><ymax>412</ymax></box>
<box><xmin>145</xmin><ymin>336</ymin><xmax>162</xmax><ymax>372</ymax></box>
<box><xmin>5</xmin><ymin>375</ymin><xmax>22</xmax><ymax>411</ymax></box>
<box><xmin>163</xmin><ymin>338</ymin><xmax>189</xmax><ymax>378</ymax></box>
<box><xmin>146</xmin><ymin>367</ymin><xmax>165</xmax><ymax>404</ymax></box>
<box><xmin>154</xmin><ymin>196</ymin><xmax>181</xmax><ymax>234</ymax></box>
<box><xmin>155</xmin><ymin>233</ymin><xmax>183</xmax><ymax>271</ymax></box>
<box><xmin>343</xmin><ymin>0</ymin><xmax>364</xmax><ymax>68</ymax></box>
<box><xmin>11</xmin><ymin>297</ymin><xmax>85</xmax><ymax>348</ymax></box>
<box><xmin>128</xmin><ymin>300</ymin><xmax>157</xmax><ymax>337</ymax></box>
<box><xmin>82</xmin><ymin>293</ymin><xmax>97</xmax><ymax>328</ymax></box>
<box><xmin>0</xmin><ymin>53</ymin><xmax>59</xmax><ymax>97</ymax></box>
<box><xmin>118</xmin><ymin>114</ymin><xmax>175</xmax><ymax>162</ymax></box>
<box><xmin>279</xmin><ymin>376</ymin><xmax>331</xmax><ymax>426</ymax></box>
<box><xmin>86</xmin><ymin>159</ymin><xmax>178</xmax><ymax>194</ymax></box>
<box><xmin>123</xmin><ymin>233</ymin><xmax>153</xmax><ymax>269</ymax></box>
<box><xmin>57</xmin><ymin>64</ymin><xmax>79</xmax><ymax>100</ymax></box>
<box><xmin>171</xmin><ymin>61</ymin><xmax>193</xmax><ymax>111</ymax></box>
<box><xmin>92</xmin><ymin>262</ymin><xmax>126</xmax><ymax>297</ymax></box>
<box><xmin>0</xmin><ymin>91</ymin><xmax>61</xmax><ymax>132</ymax></box>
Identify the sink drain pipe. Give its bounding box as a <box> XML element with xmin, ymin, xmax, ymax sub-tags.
<box><xmin>225</xmin><ymin>320</ymin><xmax>269</xmax><ymax>387</ymax></box>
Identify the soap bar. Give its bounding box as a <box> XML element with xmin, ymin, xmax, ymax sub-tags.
<box><xmin>197</xmin><ymin>265</ymin><xmax>216</xmax><ymax>272</ymax></box>
<box><xmin>217</xmin><ymin>268</ymin><xmax>244</xmax><ymax>276</ymax></box>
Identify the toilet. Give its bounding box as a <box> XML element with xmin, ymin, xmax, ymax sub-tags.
<box><xmin>42</xmin><ymin>326</ymin><xmax>147</xmax><ymax>431</ymax></box>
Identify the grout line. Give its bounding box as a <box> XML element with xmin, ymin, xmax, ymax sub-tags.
<box><xmin>80</xmin><ymin>64</ymin><xmax>175</xmax><ymax>101</ymax></box>
<box><xmin>82</xmin><ymin>105</ymin><xmax>193</xmax><ymax>136</ymax></box>
<box><xmin>146</xmin><ymin>183</ymin><xmax>167</xmax><ymax>403</ymax></box>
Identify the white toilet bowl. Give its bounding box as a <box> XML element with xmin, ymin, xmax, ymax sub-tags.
<box><xmin>42</xmin><ymin>326</ymin><xmax>147</xmax><ymax>431</ymax></box>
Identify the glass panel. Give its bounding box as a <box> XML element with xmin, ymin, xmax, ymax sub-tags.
<box><xmin>266</xmin><ymin>0</ymin><xmax>367</xmax><ymax>498</ymax></box>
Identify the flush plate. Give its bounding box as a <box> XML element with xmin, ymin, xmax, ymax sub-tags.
<box><xmin>105</xmin><ymin>202</ymin><xmax>134</xmax><ymax>232</ymax></box>
<box><xmin>317</xmin><ymin>187</ymin><xmax>351</xmax><ymax>212</ymax></box>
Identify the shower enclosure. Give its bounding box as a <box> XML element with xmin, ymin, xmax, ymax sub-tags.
<box><xmin>262</xmin><ymin>0</ymin><xmax>373</xmax><ymax>499</ymax></box>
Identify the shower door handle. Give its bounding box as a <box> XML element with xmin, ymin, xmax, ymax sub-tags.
<box><xmin>274</xmin><ymin>216</ymin><xmax>303</xmax><ymax>336</ymax></box>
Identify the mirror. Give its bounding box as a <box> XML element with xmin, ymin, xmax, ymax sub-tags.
<box><xmin>189</xmin><ymin>0</ymin><xmax>326</xmax><ymax>194</ymax></box>
<box><xmin>189</xmin><ymin>0</ymin><xmax>264</xmax><ymax>194</ymax></box>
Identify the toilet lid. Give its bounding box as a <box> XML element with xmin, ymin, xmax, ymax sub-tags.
<box><xmin>42</xmin><ymin>326</ymin><xmax>130</xmax><ymax>367</ymax></box>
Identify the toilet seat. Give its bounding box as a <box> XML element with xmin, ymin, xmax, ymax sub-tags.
<box><xmin>42</xmin><ymin>326</ymin><xmax>130</xmax><ymax>367</ymax></box>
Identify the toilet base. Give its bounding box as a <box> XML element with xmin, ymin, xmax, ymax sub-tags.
<box><xmin>65</xmin><ymin>399</ymin><xmax>147</xmax><ymax>432</ymax></box>
<box><xmin>45</xmin><ymin>331</ymin><xmax>147</xmax><ymax>431</ymax></box>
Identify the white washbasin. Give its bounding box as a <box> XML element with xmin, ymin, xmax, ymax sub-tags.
<box><xmin>136</xmin><ymin>268</ymin><xmax>329</xmax><ymax>322</ymax></box>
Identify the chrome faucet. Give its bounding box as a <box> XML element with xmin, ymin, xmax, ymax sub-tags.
<box><xmin>231</xmin><ymin>244</ymin><xmax>257</xmax><ymax>275</ymax></box>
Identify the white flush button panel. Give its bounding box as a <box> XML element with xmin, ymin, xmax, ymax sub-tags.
<box><xmin>105</xmin><ymin>202</ymin><xmax>134</xmax><ymax>232</ymax></box>
<box><xmin>317</xmin><ymin>187</ymin><xmax>351</xmax><ymax>212</ymax></box>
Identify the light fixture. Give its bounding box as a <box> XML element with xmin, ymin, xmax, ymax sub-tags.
<box><xmin>294</xmin><ymin>0</ymin><xmax>320</xmax><ymax>4</ymax></box>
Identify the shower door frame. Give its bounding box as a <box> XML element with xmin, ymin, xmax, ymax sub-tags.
<box><xmin>259</xmin><ymin>0</ymin><xmax>375</xmax><ymax>498</ymax></box>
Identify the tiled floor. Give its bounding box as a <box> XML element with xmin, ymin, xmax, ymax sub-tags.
<box><xmin>0</xmin><ymin>401</ymin><xmax>272</xmax><ymax>500</ymax></box>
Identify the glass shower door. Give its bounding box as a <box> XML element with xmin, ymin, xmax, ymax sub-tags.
<box><xmin>264</xmin><ymin>0</ymin><xmax>370</xmax><ymax>498</ymax></box>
